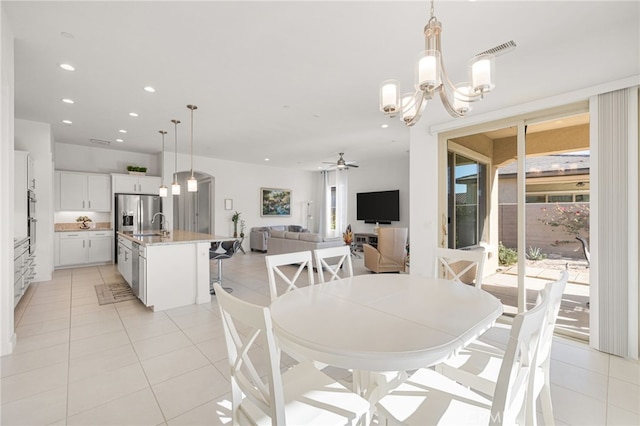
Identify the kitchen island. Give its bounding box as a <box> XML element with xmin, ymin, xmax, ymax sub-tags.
<box><xmin>117</xmin><ymin>230</ymin><xmax>235</xmax><ymax>312</ymax></box>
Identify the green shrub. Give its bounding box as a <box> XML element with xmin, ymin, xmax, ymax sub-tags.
<box><xmin>498</xmin><ymin>242</ymin><xmax>518</xmax><ymax>266</ymax></box>
<box><xmin>526</xmin><ymin>246</ymin><xmax>547</xmax><ymax>261</ymax></box>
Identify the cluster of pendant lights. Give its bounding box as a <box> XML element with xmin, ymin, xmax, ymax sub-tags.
<box><xmin>158</xmin><ymin>104</ymin><xmax>198</xmax><ymax>197</ymax></box>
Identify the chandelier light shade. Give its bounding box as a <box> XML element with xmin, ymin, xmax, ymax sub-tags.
<box><xmin>379</xmin><ymin>0</ymin><xmax>500</xmax><ymax>126</ymax></box>
<box><xmin>186</xmin><ymin>104</ymin><xmax>198</xmax><ymax>192</ymax></box>
<box><xmin>158</xmin><ymin>130</ymin><xmax>168</xmax><ymax>197</ymax></box>
<box><xmin>171</xmin><ymin>119</ymin><xmax>181</xmax><ymax>196</ymax></box>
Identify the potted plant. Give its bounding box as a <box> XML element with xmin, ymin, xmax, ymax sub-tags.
<box><xmin>126</xmin><ymin>165</ymin><xmax>148</xmax><ymax>175</ymax></box>
<box><xmin>239</xmin><ymin>219</ymin><xmax>246</xmax><ymax>238</ymax></box>
<box><xmin>231</xmin><ymin>211</ymin><xmax>241</xmax><ymax>237</ymax></box>
<box><xmin>76</xmin><ymin>215</ymin><xmax>92</xmax><ymax>229</ymax></box>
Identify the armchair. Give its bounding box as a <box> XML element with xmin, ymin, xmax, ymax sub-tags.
<box><xmin>363</xmin><ymin>227</ymin><xmax>408</xmax><ymax>273</ymax></box>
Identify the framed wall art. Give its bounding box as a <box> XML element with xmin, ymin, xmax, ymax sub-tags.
<box><xmin>261</xmin><ymin>187</ymin><xmax>291</xmax><ymax>216</ymax></box>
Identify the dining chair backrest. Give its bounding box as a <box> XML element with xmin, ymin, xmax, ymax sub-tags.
<box><xmin>265</xmin><ymin>251</ymin><xmax>315</xmax><ymax>302</ymax></box>
<box><xmin>314</xmin><ymin>245</ymin><xmax>353</xmax><ymax>283</ymax></box>
<box><xmin>214</xmin><ymin>282</ymin><xmax>286</xmax><ymax>424</ymax></box>
<box><xmin>434</xmin><ymin>247</ymin><xmax>487</xmax><ymax>287</ymax></box>
<box><xmin>491</xmin><ymin>286</ymin><xmax>550</xmax><ymax>425</ymax></box>
<box><xmin>537</xmin><ymin>269</ymin><xmax>568</xmax><ymax>367</ymax></box>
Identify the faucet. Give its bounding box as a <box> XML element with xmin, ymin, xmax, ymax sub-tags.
<box><xmin>152</xmin><ymin>212</ymin><xmax>170</xmax><ymax>236</ymax></box>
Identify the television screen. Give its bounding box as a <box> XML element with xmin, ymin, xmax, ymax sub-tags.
<box><xmin>356</xmin><ymin>190</ymin><xmax>400</xmax><ymax>223</ymax></box>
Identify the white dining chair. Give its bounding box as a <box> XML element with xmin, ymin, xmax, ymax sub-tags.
<box><xmin>265</xmin><ymin>251</ymin><xmax>315</xmax><ymax>302</ymax></box>
<box><xmin>314</xmin><ymin>245</ymin><xmax>353</xmax><ymax>283</ymax></box>
<box><xmin>213</xmin><ymin>282</ymin><xmax>371</xmax><ymax>426</ymax></box>
<box><xmin>376</xmin><ymin>285</ymin><xmax>551</xmax><ymax>426</ymax></box>
<box><xmin>435</xmin><ymin>269</ymin><xmax>568</xmax><ymax>425</ymax></box>
<box><xmin>434</xmin><ymin>247</ymin><xmax>487</xmax><ymax>287</ymax></box>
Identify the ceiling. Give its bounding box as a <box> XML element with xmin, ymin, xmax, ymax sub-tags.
<box><xmin>4</xmin><ymin>1</ymin><xmax>639</xmax><ymax>171</ymax></box>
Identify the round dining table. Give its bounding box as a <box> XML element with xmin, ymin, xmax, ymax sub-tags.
<box><xmin>270</xmin><ymin>273</ymin><xmax>503</xmax><ymax>372</ymax></box>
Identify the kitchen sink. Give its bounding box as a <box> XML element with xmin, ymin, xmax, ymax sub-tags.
<box><xmin>133</xmin><ymin>232</ymin><xmax>162</xmax><ymax>237</ymax></box>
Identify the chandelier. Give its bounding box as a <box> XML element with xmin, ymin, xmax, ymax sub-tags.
<box><xmin>379</xmin><ymin>0</ymin><xmax>496</xmax><ymax>126</ymax></box>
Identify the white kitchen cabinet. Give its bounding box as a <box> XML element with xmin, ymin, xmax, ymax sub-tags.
<box><xmin>14</xmin><ymin>151</ymin><xmax>32</xmax><ymax>238</ymax></box>
<box><xmin>57</xmin><ymin>171</ymin><xmax>111</xmax><ymax>211</ymax></box>
<box><xmin>57</xmin><ymin>231</ymin><xmax>113</xmax><ymax>267</ymax></box>
<box><xmin>117</xmin><ymin>236</ymin><xmax>133</xmax><ymax>286</ymax></box>
<box><xmin>138</xmin><ymin>244</ymin><xmax>147</xmax><ymax>304</ymax></box>
<box><xmin>112</xmin><ymin>174</ymin><xmax>161</xmax><ymax>195</ymax></box>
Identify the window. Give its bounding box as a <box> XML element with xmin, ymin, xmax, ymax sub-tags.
<box><xmin>330</xmin><ymin>185</ymin><xmax>336</xmax><ymax>230</ymax></box>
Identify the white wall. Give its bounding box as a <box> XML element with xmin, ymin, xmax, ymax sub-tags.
<box><xmin>55</xmin><ymin>143</ymin><xmax>159</xmax><ymax>175</ymax></box>
<box><xmin>347</xmin><ymin>155</ymin><xmax>410</xmax><ymax>235</ymax></box>
<box><xmin>1</xmin><ymin>3</ymin><xmax>16</xmax><ymax>355</ymax></box>
<box><xmin>161</xmin><ymin>152</ymin><xmax>317</xmax><ymax>241</ymax></box>
<box><xmin>15</xmin><ymin>119</ymin><xmax>54</xmax><ymax>282</ymax></box>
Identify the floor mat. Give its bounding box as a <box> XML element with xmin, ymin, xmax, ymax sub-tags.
<box><xmin>94</xmin><ymin>282</ymin><xmax>137</xmax><ymax>305</ymax></box>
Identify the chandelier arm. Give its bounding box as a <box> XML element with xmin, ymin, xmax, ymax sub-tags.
<box><xmin>439</xmin><ymin>89</ymin><xmax>465</xmax><ymax>119</ymax></box>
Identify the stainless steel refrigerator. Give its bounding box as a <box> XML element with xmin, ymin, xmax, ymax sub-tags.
<box><xmin>115</xmin><ymin>194</ymin><xmax>162</xmax><ymax>262</ymax></box>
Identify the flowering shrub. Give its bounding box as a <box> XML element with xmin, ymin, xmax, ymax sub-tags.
<box><xmin>539</xmin><ymin>203</ymin><xmax>590</xmax><ymax>238</ymax></box>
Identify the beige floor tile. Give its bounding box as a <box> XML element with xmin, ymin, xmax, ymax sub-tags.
<box><xmin>180</xmin><ymin>321</ymin><xmax>224</xmax><ymax>344</ymax></box>
<box><xmin>67</xmin><ymin>362</ymin><xmax>149</xmax><ymax>416</ymax></box>
<box><xmin>70</xmin><ymin>307</ymin><xmax>120</xmax><ymax>327</ymax></box>
<box><xmin>549</xmin><ymin>359</ymin><xmax>608</xmax><ymax>401</ymax></box>
<box><xmin>608</xmin><ymin>377</ymin><xmax>640</xmax><ymax>414</ymax></box>
<box><xmin>125</xmin><ymin>319</ymin><xmax>181</xmax><ymax>343</ymax></box>
<box><xmin>152</xmin><ymin>365</ymin><xmax>229</xmax><ymax>420</ymax></box>
<box><xmin>132</xmin><ymin>330</ymin><xmax>193</xmax><ymax>361</ymax></box>
<box><xmin>0</xmin><ymin>386</ymin><xmax>68</xmax><ymax>426</ymax></box>
<box><xmin>66</xmin><ymin>387</ymin><xmax>164</xmax><ymax>426</ymax></box>
<box><xmin>14</xmin><ymin>316</ymin><xmax>70</xmax><ymax>338</ymax></box>
<box><xmin>69</xmin><ymin>329</ymin><xmax>131</xmax><ymax>359</ymax></box>
<box><xmin>17</xmin><ymin>308</ymin><xmax>70</xmax><ymax>327</ymax></box>
<box><xmin>1</xmin><ymin>342</ymin><xmax>69</xmax><ymax>378</ymax></box>
<box><xmin>70</xmin><ymin>318</ymin><xmax>125</xmax><ymax>342</ymax></box>
<box><xmin>165</xmin><ymin>309</ymin><xmax>219</xmax><ymax>330</ymax></box>
<box><xmin>609</xmin><ymin>355</ymin><xmax>640</xmax><ymax>386</ymax></box>
<box><xmin>141</xmin><ymin>345</ymin><xmax>210</xmax><ymax>385</ymax></box>
<box><xmin>166</xmin><ymin>394</ymin><xmax>234</xmax><ymax>425</ymax></box>
<box><xmin>551</xmin><ymin>339</ymin><xmax>610</xmax><ymax>374</ymax></box>
<box><xmin>607</xmin><ymin>404</ymin><xmax>640</xmax><ymax>426</ymax></box>
<box><xmin>196</xmin><ymin>335</ymin><xmax>228</xmax><ymax>363</ymax></box>
<box><xmin>0</xmin><ymin>361</ymin><xmax>68</xmax><ymax>404</ymax></box>
<box><xmin>11</xmin><ymin>328</ymin><xmax>70</xmax><ymax>355</ymax></box>
<box><xmin>69</xmin><ymin>343</ymin><xmax>138</xmax><ymax>383</ymax></box>
<box><xmin>550</xmin><ymin>383</ymin><xmax>607</xmax><ymax>425</ymax></box>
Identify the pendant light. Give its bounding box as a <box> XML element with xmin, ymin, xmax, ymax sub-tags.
<box><xmin>186</xmin><ymin>104</ymin><xmax>198</xmax><ymax>192</ymax></box>
<box><xmin>171</xmin><ymin>119</ymin><xmax>181</xmax><ymax>195</ymax></box>
<box><xmin>158</xmin><ymin>130</ymin><xmax>168</xmax><ymax>197</ymax></box>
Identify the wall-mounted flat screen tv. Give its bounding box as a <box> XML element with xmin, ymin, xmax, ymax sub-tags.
<box><xmin>356</xmin><ymin>190</ymin><xmax>400</xmax><ymax>224</ymax></box>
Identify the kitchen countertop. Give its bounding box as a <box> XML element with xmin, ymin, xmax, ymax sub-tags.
<box><xmin>55</xmin><ymin>222</ymin><xmax>112</xmax><ymax>232</ymax></box>
<box><xmin>117</xmin><ymin>230</ymin><xmax>236</xmax><ymax>246</ymax></box>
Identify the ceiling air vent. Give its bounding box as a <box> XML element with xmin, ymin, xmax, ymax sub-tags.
<box><xmin>90</xmin><ymin>138</ymin><xmax>111</xmax><ymax>146</ymax></box>
<box><xmin>475</xmin><ymin>40</ymin><xmax>516</xmax><ymax>57</ymax></box>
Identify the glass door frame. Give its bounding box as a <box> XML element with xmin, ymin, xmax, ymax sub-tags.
<box><xmin>438</xmin><ymin>103</ymin><xmax>590</xmax><ymax>323</ymax></box>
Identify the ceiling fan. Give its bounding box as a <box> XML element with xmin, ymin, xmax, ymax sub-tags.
<box><xmin>323</xmin><ymin>153</ymin><xmax>359</xmax><ymax>169</ymax></box>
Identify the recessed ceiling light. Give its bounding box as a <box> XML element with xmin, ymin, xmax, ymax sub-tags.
<box><xmin>62</xmin><ymin>98</ymin><xmax>74</xmax><ymax>104</ymax></box>
<box><xmin>116</xmin><ymin>139</ymin><xmax>124</xmax><ymax>143</ymax></box>
<box><xmin>59</xmin><ymin>63</ymin><xmax>75</xmax><ymax>71</ymax></box>
<box><xmin>118</xmin><ymin>129</ymin><xmax>127</xmax><ymax>134</ymax></box>
<box><xmin>264</xmin><ymin>158</ymin><xmax>270</xmax><ymax>162</ymax></box>
<box><xmin>381</xmin><ymin>124</ymin><xmax>389</xmax><ymax>128</ymax></box>
<box><xmin>129</xmin><ymin>112</ymin><xmax>138</xmax><ymax>117</ymax></box>
<box><xmin>143</xmin><ymin>86</ymin><xmax>155</xmax><ymax>93</ymax></box>
<box><xmin>60</xmin><ymin>32</ymin><xmax>75</xmax><ymax>39</ymax></box>
<box><xmin>62</xmin><ymin>120</ymin><xmax>72</xmax><ymax>125</ymax></box>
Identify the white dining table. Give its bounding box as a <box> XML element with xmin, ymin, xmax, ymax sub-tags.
<box><xmin>270</xmin><ymin>273</ymin><xmax>503</xmax><ymax>372</ymax></box>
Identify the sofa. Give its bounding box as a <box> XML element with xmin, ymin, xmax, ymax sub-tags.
<box><xmin>250</xmin><ymin>225</ymin><xmax>308</xmax><ymax>252</ymax></box>
<box><xmin>267</xmin><ymin>230</ymin><xmax>344</xmax><ymax>267</ymax></box>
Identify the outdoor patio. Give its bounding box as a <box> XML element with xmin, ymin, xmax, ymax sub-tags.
<box><xmin>483</xmin><ymin>258</ymin><xmax>590</xmax><ymax>338</ymax></box>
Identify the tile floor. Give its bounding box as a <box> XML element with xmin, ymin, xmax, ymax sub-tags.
<box><xmin>1</xmin><ymin>251</ymin><xmax>639</xmax><ymax>425</ymax></box>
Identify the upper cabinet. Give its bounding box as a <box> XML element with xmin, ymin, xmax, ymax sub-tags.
<box><xmin>56</xmin><ymin>171</ymin><xmax>111</xmax><ymax>212</ymax></box>
<box><xmin>112</xmin><ymin>174</ymin><xmax>161</xmax><ymax>195</ymax></box>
